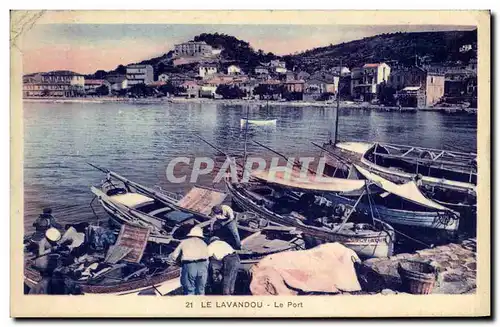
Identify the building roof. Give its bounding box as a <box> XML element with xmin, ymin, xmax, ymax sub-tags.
<box><xmin>106</xmin><ymin>74</ymin><xmax>127</xmax><ymax>83</ymax></box>
<box><xmin>260</xmin><ymin>79</ymin><xmax>282</xmax><ymax>85</ymax></box>
<box><xmin>283</xmin><ymin>79</ymin><xmax>305</xmax><ymax>84</ymax></box>
<box><xmin>363</xmin><ymin>63</ymin><xmax>387</xmax><ymax>68</ymax></box>
<box><xmin>402</xmin><ymin>86</ymin><xmax>421</xmax><ymax>91</ymax></box>
<box><xmin>182</xmin><ymin>80</ymin><xmax>200</xmax><ymax>87</ymax></box>
<box><xmin>175</xmin><ymin>41</ymin><xmax>209</xmax><ymax>46</ymax></box>
<box><xmin>148</xmin><ymin>81</ymin><xmax>167</xmax><ymax>87</ymax></box>
<box><xmin>127</xmin><ymin>64</ymin><xmax>153</xmax><ymax>68</ymax></box>
<box><xmin>85</xmin><ymin>79</ymin><xmax>107</xmax><ymax>85</ymax></box>
<box><xmin>42</xmin><ymin>70</ymin><xmax>83</xmax><ymax>77</ymax></box>
<box><xmin>198</xmin><ymin>63</ymin><xmax>218</xmax><ymax>68</ymax></box>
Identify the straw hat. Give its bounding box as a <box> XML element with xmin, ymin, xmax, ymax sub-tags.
<box><xmin>209</xmin><ymin>236</ymin><xmax>220</xmax><ymax>244</ymax></box>
<box><xmin>187</xmin><ymin>226</ymin><xmax>204</xmax><ymax>238</ymax></box>
<box><xmin>45</xmin><ymin>228</ymin><xmax>61</xmax><ymax>242</ymax></box>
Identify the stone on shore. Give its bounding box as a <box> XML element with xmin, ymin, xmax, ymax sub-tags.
<box><xmin>356</xmin><ymin>238</ymin><xmax>477</xmax><ymax>294</ymax></box>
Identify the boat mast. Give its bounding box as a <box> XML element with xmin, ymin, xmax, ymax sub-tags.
<box><xmin>332</xmin><ymin>58</ymin><xmax>342</xmax><ymax>145</ymax></box>
<box><xmin>243</xmin><ymin>105</ymin><xmax>250</xmax><ymax>165</ymax></box>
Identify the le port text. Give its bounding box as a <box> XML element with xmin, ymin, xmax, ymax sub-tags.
<box><xmin>186</xmin><ymin>301</ymin><xmax>304</xmax><ymax>309</ymax></box>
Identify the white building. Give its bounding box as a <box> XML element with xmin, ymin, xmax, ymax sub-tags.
<box><xmin>270</xmin><ymin>60</ymin><xmax>286</xmax><ymax>68</ymax></box>
<box><xmin>198</xmin><ymin>64</ymin><xmax>218</xmax><ymax>78</ymax></box>
<box><xmin>227</xmin><ymin>65</ymin><xmax>241</xmax><ymax>75</ymax></box>
<box><xmin>158</xmin><ymin>73</ymin><xmax>169</xmax><ymax>82</ymax></box>
<box><xmin>106</xmin><ymin>74</ymin><xmax>128</xmax><ymax>91</ymax></box>
<box><xmin>84</xmin><ymin>79</ymin><xmax>111</xmax><ymax>95</ymax></box>
<box><xmin>274</xmin><ymin>66</ymin><xmax>287</xmax><ymax>74</ymax></box>
<box><xmin>126</xmin><ymin>64</ymin><xmax>154</xmax><ymax>86</ymax></box>
<box><xmin>174</xmin><ymin>41</ymin><xmax>213</xmax><ymax>57</ymax></box>
<box><xmin>350</xmin><ymin>63</ymin><xmax>391</xmax><ymax>101</ymax></box>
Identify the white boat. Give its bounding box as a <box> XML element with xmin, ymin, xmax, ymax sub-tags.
<box><xmin>240</xmin><ymin>118</ymin><xmax>277</xmax><ymax>128</ymax></box>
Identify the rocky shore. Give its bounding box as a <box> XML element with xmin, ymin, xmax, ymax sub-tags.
<box><xmin>357</xmin><ymin>238</ymin><xmax>477</xmax><ymax>295</ymax></box>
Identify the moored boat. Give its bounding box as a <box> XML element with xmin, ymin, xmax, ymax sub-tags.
<box><xmin>240</xmin><ymin>118</ymin><xmax>277</xmax><ymax>128</ymax></box>
<box><xmin>321</xmin><ymin>141</ymin><xmax>477</xmax><ymax>193</ymax></box>
<box><xmin>224</xmin><ymin>176</ymin><xmax>395</xmax><ymax>259</ymax></box>
<box><xmin>247</xmin><ymin>164</ymin><xmax>461</xmax><ymax>232</ymax></box>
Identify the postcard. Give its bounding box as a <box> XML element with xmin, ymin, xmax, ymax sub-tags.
<box><xmin>10</xmin><ymin>10</ymin><xmax>490</xmax><ymax>317</ymax></box>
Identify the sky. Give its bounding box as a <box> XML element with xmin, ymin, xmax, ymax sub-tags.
<box><xmin>21</xmin><ymin>24</ymin><xmax>476</xmax><ymax>75</ymax></box>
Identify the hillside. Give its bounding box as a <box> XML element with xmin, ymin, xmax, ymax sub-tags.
<box><xmin>284</xmin><ymin>29</ymin><xmax>477</xmax><ymax>73</ymax></box>
<box><xmin>87</xmin><ymin>33</ymin><xmax>278</xmax><ymax>79</ymax></box>
<box><xmin>86</xmin><ymin>29</ymin><xmax>477</xmax><ymax>79</ymax></box>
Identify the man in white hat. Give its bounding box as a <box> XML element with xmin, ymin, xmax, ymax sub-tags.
<box><xmin>38</xmin><ymin>227</ymin><xmax>62</xmax><ymax>256</ymax></box>
<box><xmin>169</xmin><ymin>226</ymin><xmax>209</xmax><ymax>295</ymax></box>
<box><xmin>210</xmin><ymin>205</ymin><xmax>241</xmax><ymax>250</ymax></box>
<box><xmin>208</xmin><ymin>236</ymin><xmax>240</xmax><ymax>295</ymax></box>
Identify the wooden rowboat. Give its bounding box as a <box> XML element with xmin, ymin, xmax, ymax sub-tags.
<box><xmin>240</xmin><ymin>118</ymin><xmax>277</xmax><ymax>128</ymax></box>
<box><xmin>224</xmin><ymin>178</ymin><xmax>395</xmax><ymax>259</ymax></box>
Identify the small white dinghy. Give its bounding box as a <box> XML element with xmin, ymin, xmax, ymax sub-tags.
<box><xmin>240</xmin><ymin>118</ymin><xmax>277</xmax><ymax>128</ymax></box>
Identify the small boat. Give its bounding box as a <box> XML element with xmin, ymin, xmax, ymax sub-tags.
<box><xmin>224</xmin><ymin>176</ymin><xmax>395</xmax><ymax>259</ymax></box>
<box><xmin>240</xmin><ymin>118</ymin><xmax>277</xmax><ymax>128</ymax></box>
<box><xmin>321</xmin><ymin>141</ymin><xmax>477</xmax><ymax>192</ymax></box>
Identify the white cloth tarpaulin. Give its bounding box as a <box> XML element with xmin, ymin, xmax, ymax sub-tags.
<box><xmin>353</xmin><ymin>164</ymin><xmax>453</xmax><ymax>212</ymax></box>
<box><xmin>250</xmin><ymin>243</ymin><xmax>361</xmax><ymax>295</ymax></box>
<box><xmin>251</xmin><ymin>167</ymin><xmax>366</xmax><ymax>193</ymax></box>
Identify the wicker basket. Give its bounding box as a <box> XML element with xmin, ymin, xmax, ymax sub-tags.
<box><xmin>397</xmin><ymin>260</ymin><xmax>438</xmax><ymax>294</ymax></box>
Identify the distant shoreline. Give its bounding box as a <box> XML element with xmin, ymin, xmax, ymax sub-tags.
<box><xmin>22</xmin><ymin>97</ymin><xmax>476</xmax><ymax>112</ymax></box>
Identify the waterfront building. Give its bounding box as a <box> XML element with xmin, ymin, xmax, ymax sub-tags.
<box><xmin>444</xmin><ymin>69</ymin><xmax>477</xmax><ymax>100</ymax></box>
<box><xmin>126</xmin><ymin>64</ymin><xmax>154</xmax><ymax>86</ymax></box>
<box><xmin>106</xmin><ymin>74</ymin><xmax>128</xmax><ymax>92</ymax></box>
<box><xmin>237</xmin><ymin>79</ymin><xmax>259</xmax><ymax>98</ymax></box>
<box><xmin>198</xmin><ymin>63</ymin><xmax>218</xmax><ymax>78</ymax></box>
<box><xmin>174</xmin><ymin>41</ymin><xmax>214</xmax><ymax>57</ymax></box>
<box><xmin>84</xmin><ymin>79</ymin><xmax>111</xmax><ymax>95</ymax></box>
<box><xmin>303</xmin><ymin>77</ymin><xmax>338</xmax><ymax>101</ymax></box>
<box><xmin>23</xmin><ymin>71</ymin><xmax>85</xmax><ymax>97</ymax></box>
<box><xmin>350</xmin><ymin>63</ymin><xmax>391</xmax><ymax>102</ymax></box>
<box><xmin>227</xmin><ymin>65</ymin><xmax>242</xmax><ymax>75</ymax></box>
<box><xmin>388</xmin><ymin>66</ymin><xmax>445</xmax><ymax>107</ymax></box>
<box><xmin>181</xmin><ymin>80</ymin><xmax>201</xmax><ymax>98</ymax></box>
<box><xmin>282</xmin><ymin>79</ymin><xmax>305</xmax><ymax>100</ymax></box>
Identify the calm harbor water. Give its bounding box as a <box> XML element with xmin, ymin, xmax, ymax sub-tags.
<box><xmin>23</xmin><ymin>101</ymin><xmax>477</xmax><ymax>232</ymax></box>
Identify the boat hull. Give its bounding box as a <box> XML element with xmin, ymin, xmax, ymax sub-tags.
<box><xmin>322</xmin><ymin>141</ymin><xmax>476</xmax><ymax>195</ymax></box>
<box><xmin>240</xmin><ymin>118</ymin><xmax>277</xmax><ymax>128</ymax></box>
<box><xmin>323</xmin><ymin>193</ymin><xmax>459</xmax><ymax>231</ymax></box>
<box><xmin>226</xmin><ymin>180</ymin><xmax>394</xmax><ymax>259</ymax></box>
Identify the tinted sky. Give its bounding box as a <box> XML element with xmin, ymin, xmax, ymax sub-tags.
<box><xmin>21</xmin><ymin>24</ymin><xmax>475</xmax><ymax>74</ymax></box>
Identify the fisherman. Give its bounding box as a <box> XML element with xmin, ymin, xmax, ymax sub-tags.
<box><xmin>60</xmin><ymin>223</ymin><xmax>88</xmax><ymax>257</ymax></box>
<box><xmin>207</xmin><ymin>236</ymin><xmax>240</xmax><ymax>295</ymax></box>
<box><xmin>210</xmin><ymin>205</ymin><xmax>241</xmax><ymax>250</ymax></box>
<box><xmin>32</xmin><ymin>208</ymin><xmax>62</xmax><ymax>236</ymax></box>
<box><xmin>38</xmin><ymin>227</ymin><xmax>62</xmax><ymax>256</ymax></box>
<box><xmin>169</xmin><ymin>226</ymin><xmax>209</xmax><ymax>295</ymax></box>
<box><xmin>414</xmin><ymin>173</ymin><xmax>424</xmax><ymax>186</ymax></box>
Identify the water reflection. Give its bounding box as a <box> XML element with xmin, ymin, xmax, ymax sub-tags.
<box><xmin>23</xmin><ymin>101</ymin><xmax>477</xmax><ymax>230</ymax></box>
